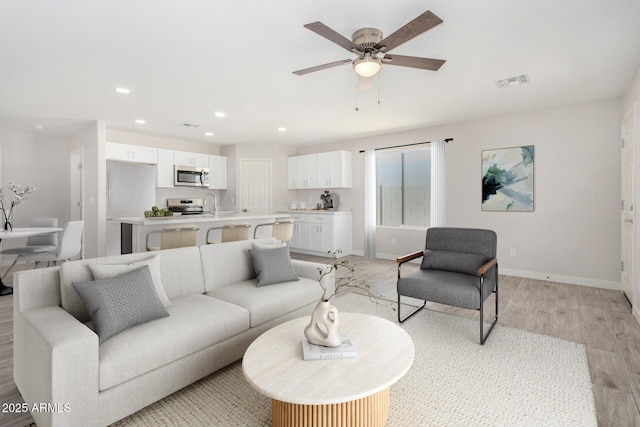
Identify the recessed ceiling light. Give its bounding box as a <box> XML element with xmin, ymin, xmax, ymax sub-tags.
<box><xmin>34</xmin><ymin>124</ymin><xmax>45</xmax><ymax>130</ymax></box>
<box><xmin>214</xmin><ymin>112</ymin><xmax>226</xmax><ymax>118</ymax></box>
<box><xmin>135</xmin><ymin>119</ymin><xmax>146</xmax><ymax>124</ymax></box>
<box><xmin>278</xmin><ymin>127</ymin><xmax>287</xmax><ymax>132</ymax></box>
<box><xmin>115</xmin><ymin>87</ymin><xmax>131</xmax><ymax>94</ymax></box>
<box><xmin>495</xmin><ymin>74</ymin><xmax>530</xmax><ymax>89</ymax></box>
<box><xmin>205</xmin><ymin>132</ymin><xmax>214</xmax><ymax>137</ymax></box>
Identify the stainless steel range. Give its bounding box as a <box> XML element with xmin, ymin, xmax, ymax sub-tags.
<box><xmin>167</xmin><ymin>198</ymin><xmax>204</xmax><ymax>215</ymax></box>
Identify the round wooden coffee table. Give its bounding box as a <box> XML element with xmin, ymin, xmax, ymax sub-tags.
<box><xmin>243</xmin><ymin>312</ymin><xmax>414</xmax><ymax>427</ymax></box>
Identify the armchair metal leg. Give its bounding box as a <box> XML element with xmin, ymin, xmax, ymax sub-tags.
<box><xmin>397</xmin><ymin>294</ymin><xmax>427</xmax><ymax>323</ymax></box>
<box><xmin>479</xmin><ymin>278</ymin><xmax>499</xmax><ymax>345</ymax></box>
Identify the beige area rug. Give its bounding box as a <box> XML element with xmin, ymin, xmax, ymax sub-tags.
<box><xmin>112</xmin><ymin>293</ymin><xmax>596</xmax><ymax>427</ymax></box>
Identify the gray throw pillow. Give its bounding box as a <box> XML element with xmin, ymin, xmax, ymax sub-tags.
<box><xmin>421</xmin><ymin>250</ymin><xmax>489</xmax><ymax>276</ymax></box>
<box><xmin>88</xmin><ymin>256</ymin><xmax>171</xmax><ymax>307</ymax></box>
<box><xmin>72</xmin><ymin>266</ymin><xmax>169</xmax><ymax>343</ymax></box>
<box><xmin>249</xmin><ymin>246</ymin><xmax>299</xmax><ymax>287</ymax></box>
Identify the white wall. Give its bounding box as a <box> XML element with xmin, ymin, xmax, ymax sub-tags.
<box><xmin>0</xmin><ymin>128</ymin><xmax>70</xmax><ymax>255</ymax></box>
<box><xmin>296</xmin><ymin>98</ymin><xmax>622</xmax><ymax>289</ymax></box>
<box><xmin>622</xmin><ymin>62</ymin><xmax>640</xmax><ymax>315</ymax></box>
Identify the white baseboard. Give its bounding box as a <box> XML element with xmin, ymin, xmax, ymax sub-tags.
<box><xmin>499</xmin><ymin>268</ymin><xmax>621</xmax><ymax>290</ymax></box>
<box><xmin>350</xmin><ymin>250</ymin><xmax>621</xmax><ymax>290</ymax></box>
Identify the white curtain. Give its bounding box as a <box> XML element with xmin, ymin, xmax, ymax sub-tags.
<box><xmin>364</xmin><ymin>149</ymin><xmax>377</xmax><ymax>258</ymax></box>
<box><xmin>430</xmin><ymin>140</ymin><xmax>446</xmax><ymax>227</ymax></box>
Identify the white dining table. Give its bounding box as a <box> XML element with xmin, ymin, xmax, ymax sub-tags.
<box><xmin>0</xmin><ymin>227</ymin><xmax>63</xmax><ymax>296</ymax></box>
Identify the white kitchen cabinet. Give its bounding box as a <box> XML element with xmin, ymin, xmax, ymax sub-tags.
<box><xmin>173</xmin><ymin>150</ymin><xmax>209</xmax><ymax>168</ymax></box>
<box><xmin>287</xmin><ymin>212</ymin><xmax>351</xmax><ymax>257</ymax></box>
<box><xmin>106</xmin><ymin>142</ymin><xmax>158</xmax><ymax>164</ymax></box>
<box><xmin>317</xmin><ymin>151</ymin><xmax>352</xmax><ymax>188</ymax></box>
<box><xmin>287</xmin><ymin>150</ymin><xmax>352</xmax><ymax>189</ymax></box>
<box><xmin>208</xmin><ymin>155</ymin><xmax>227</xmax><ymax>189</ymax></box>
<box><xmin>156</xmin><ymin>149</ymin><xmax>174</xmax><ymax>188</ymax></box>
<box><xmin>287</xmin><ymin>157</ymin><xmax>298</xmax><ymax>189</ymax></box>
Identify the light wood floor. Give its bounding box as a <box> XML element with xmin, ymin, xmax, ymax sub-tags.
<box><xmin>1</xmin><ymin>255</ymin><xmax>640</xmax><ymax>426</ymax></box>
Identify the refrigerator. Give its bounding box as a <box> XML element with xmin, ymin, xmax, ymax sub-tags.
<box><xmin>106</xmin><ymin>161</ymin><xmax>156</xmax><ymax>255</ymax></box>
<box><xmin>106</xmin><ymin>160</ymin><xmax>156</xmax><ymax>219</ymax></box>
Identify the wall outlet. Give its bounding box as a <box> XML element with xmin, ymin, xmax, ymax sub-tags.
<box><xmin>391</xmin><ymin>238</ymin><xmax>397</xmax><ymax>246</ymax></box>
<box><xmin>510</xmin><ymin>248</ymin><xmax>517</xmax><ymax>256</ymax></box>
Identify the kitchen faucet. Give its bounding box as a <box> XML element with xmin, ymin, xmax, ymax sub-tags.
<box><xmin>204</xmin><ymin>191</ymin><xmax>218</xmax><ymax>214</ymax></box>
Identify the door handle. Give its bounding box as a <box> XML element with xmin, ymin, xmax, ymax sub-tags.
<box><xmin>624</xmin><ymin>218</ymin><xmax>634</xmax><ymax>223</ymax></box>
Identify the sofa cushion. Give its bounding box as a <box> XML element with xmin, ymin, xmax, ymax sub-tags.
<box><xmin>98</xmin><ymin>293</ymin><xmax>250</xmax><ymax>391</ymax></box>
<box><xmin>206</xmin><ymin>277</ymin><xmax>322</xmax><ymax>327</ymax></box>
<box><xmin>72</xmin><ymin>266</ymin><xmax>169</xmax><ymax>343</ymax></box>
<box><xmin>249</xmin><ymin>246</ymin><xmax>299</xmax><ymax>286</ymax></box>
<box><xmin>420</xmin><ymin>250</ymin><xmax>488</xmax><ymax>276</ymax></box>
<box><xmin>200</xmin><ymin>237</ymin><xmax>279</xmax><ymax>292</ymax></box>
<box><xmin>398</xmin><ymin>268</ymin><xmax>496</xmax><ymax>310</ymax></box>
<box><xmin>88</xmin><ymin>255</ymin><xmax>170</xmax><ymax>307</ymax></box>
<box><xmin>60</xmin><ymin>247</ymin><xmax>205</xmax><ymax>322</ymax></box>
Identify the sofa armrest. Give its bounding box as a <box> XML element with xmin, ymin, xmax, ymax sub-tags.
<box><xmin>14</xmin><ymin>305</ymin><xmax>99</xmax><ymax>427</ymax></box>
<box><xmin>13</xmin><ymin>267</ymin><xmax>62</xmax><ymax>313</ymax></box>
<box><xmin>291</xmin><ymin>259</ymin><xmax>332</xmax><ymax>281</ymax></box>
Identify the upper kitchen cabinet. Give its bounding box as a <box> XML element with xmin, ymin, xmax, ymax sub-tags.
<box><xmin>317</xmin><ymin>151</ymin><xmax>352</xmax><ymax>188</ymax></box>
<box><xmin>208</xmin><ymin>155</ymin><xmax>227</xmax><ymax>189</ymax></box>
<box><xmin>173</xmin><ymin>150</ymin><xmax>209</xmax><ymax>168</ymax></box>
<box><xmin>156</xmin><ymin>148</ymin><xmax>174</xmax><ymax>188</ymax></box>
<box><xmin>287</xmin><ymin>150</ymin><xmax>352</xmax><ymax>189</ymax></box>
<box><xmin>106</xmin><ymin>142</ymin><xmax>158</xmax><ymax>164</ymax></box>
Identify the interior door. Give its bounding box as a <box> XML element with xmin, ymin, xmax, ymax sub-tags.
<box><xmin>69</xmin><ymin>147</ymin><xmax>84</xmax><ymax>221</ymax></box>
<box><xmin>239</xmin><ymin>159</ymin><xmax>271</xmax><ymax>214</ymax></box>
<box><xmin>621</xmin><ymin>106</ymin><xmax>635</xmax><ymax>307</ymax></box>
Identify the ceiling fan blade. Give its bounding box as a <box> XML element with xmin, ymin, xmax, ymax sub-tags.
<box><xmin>357</xmin><ymin>76</ymin><xmax>373</xmax><ymax>91</ymax></box>
<box><xmin>374</xmin><ymin>10</ymin><xmax>443</xmax><ymax>53</ymax></box>
<box><xmin>304</xmin><ymin>21</ymin><xmax>361</xmax><ymax>53</ymax></box>
<box><xmin>293</xmin><ymin>59</ymin><xmax>353</xmax><ymax>76</ymax></box>
<box><xmin>382</xmin><ymin>54</ymin><xmax>446</xmax><ymax>71</ymax></box>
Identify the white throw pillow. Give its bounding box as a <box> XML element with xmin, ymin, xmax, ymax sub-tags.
<box><xmin>88</xmin><ymin>255</ymin><xmax>171</xmax><ymax>307</ymax></box>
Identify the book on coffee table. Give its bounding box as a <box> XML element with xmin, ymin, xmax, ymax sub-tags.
<box><xmin>302</xmin><ymin>334</ymin><xmax>357</xmax><ymax>360</ymax></box>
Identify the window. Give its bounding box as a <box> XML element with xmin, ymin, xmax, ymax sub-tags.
<box><xmin>376</xmin><ymin>148</ymin><xmax>431</xmax><ymax>227</ymax></box>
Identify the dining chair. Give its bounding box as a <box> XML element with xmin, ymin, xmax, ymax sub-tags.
<box><xmin>1</xmin><ymin>218</ymin><xmax>59</xmax><ymax>280</ymax></box>
<box><xmin>14</xmin><ymin>220</ymin><xmax>84</xmax><ymax>268</ymax></box>
<box><xmin>206</xmin><ymin>223</ymin><xmax>251</xmax><ymax>244</ymax></box>
<box><xmin>146</xmin><ymin>226</ymin><xmax>199</xmax><ymax>251</ymax></box>
<box><xmin>253</xmin><ymin>218</ymin><xmax>295</xmax><ymax>243</ymax></box>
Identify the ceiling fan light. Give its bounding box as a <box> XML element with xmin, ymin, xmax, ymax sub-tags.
<box><xmin>353</xmin><ymin>56</ymin><xmax>382</xmax><ymax>77</ymax></box>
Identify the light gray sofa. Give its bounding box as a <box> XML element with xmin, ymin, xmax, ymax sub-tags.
<box><xmin>13</xmin><ymin>237</ymin><xmax>330</xmax><ymax>427</ymax></box>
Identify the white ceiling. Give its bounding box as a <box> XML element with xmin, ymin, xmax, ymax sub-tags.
<box><xmin>1</xmin><ymin>0</ymin><xmax>639</xmax><ymax>146</ymax></box>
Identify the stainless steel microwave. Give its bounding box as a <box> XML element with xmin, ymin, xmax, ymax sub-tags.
<box><xmin>174</xmin><ymin>165</ymin><xmax>210</xmax><ymax>187</ymax></box>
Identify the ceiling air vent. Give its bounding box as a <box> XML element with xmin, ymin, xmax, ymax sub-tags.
<box><xmin>495</xmin><ymin>74</ymin><xmax>529</xmax><ymax>89</ymax></box>
<box><xmin>181</xmin><ymin>123</ymin><xmax>200</xmax><ymax>128</ymax></box>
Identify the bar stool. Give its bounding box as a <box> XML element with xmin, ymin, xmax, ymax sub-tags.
<box><xmin>206</xmin><ymin>224</ymin><xmax>251</xmax><ymax>244</ymax></box>
<box><xmin>253</xmin><ymin>218</ymin><xmax>295</xmax><ymax>243</ymax></box>
<box><xmin>146</xmin><ymin>226</ymin><xmax>199</xmax><ymax>251</ymax></box>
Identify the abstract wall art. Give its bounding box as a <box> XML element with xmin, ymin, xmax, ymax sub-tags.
<box><xmin>481</xmin><ymin>145</ymin><xmax>534</xmax><ymax>211</ymax></box>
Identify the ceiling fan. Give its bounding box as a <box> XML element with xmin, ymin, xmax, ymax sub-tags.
<box><xmin>293</xmin><ymin>10</ymin><xmax>446</xmax><ymax>83</ymax></box>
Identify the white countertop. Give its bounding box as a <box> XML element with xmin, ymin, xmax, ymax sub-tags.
<box><xmin>113</xmin><ymin>212</ymin><xmax>289</xmax><ymax>226</ymax></box>
<box><xmin>279</xmin><ymin>210</ymin><xmax>352</xmax><ymax>215</ymax></box>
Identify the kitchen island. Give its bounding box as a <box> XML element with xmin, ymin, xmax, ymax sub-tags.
<box><xmin>111</xmin><ymin>212</ymin><xmax>290</xmax><ymax>254</ymax></box>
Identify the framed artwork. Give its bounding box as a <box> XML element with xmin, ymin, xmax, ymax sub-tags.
<box><xmin>481</xmin><ymin>145</ymin><xmax>534</xmax><ymax>211</ymax></box>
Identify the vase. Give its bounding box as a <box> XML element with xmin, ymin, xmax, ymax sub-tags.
<box><xmin>304</xmin><ymin>299</ymin><xmax>341</xmax><ymax>347</ymax></box>
<box><xmin>3</xmin><ymin>213</ymin><xmax>11</xmax><ymax>231</ymax></box>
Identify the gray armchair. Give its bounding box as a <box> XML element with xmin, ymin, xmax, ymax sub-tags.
<box><xmin>396</xmin><ymin>227</ymin><xmax>498</xmax><ymax>344</ymax></box>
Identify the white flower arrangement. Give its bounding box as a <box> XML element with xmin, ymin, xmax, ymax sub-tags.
<box><xmin>0</xmin><ymin>181</ymin><xmax>36</xmax><ymax>230</ymax></box>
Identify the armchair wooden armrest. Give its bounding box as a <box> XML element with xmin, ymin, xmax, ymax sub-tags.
<box><xmin>397</xmin><ymin>250</ymin><xmax>424</xmax><ymax>264</ymax></box>
<box><xmin>478</xmin><ymin>258</ymin><xmax>497</xmax><ymax>275</ymax></box>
